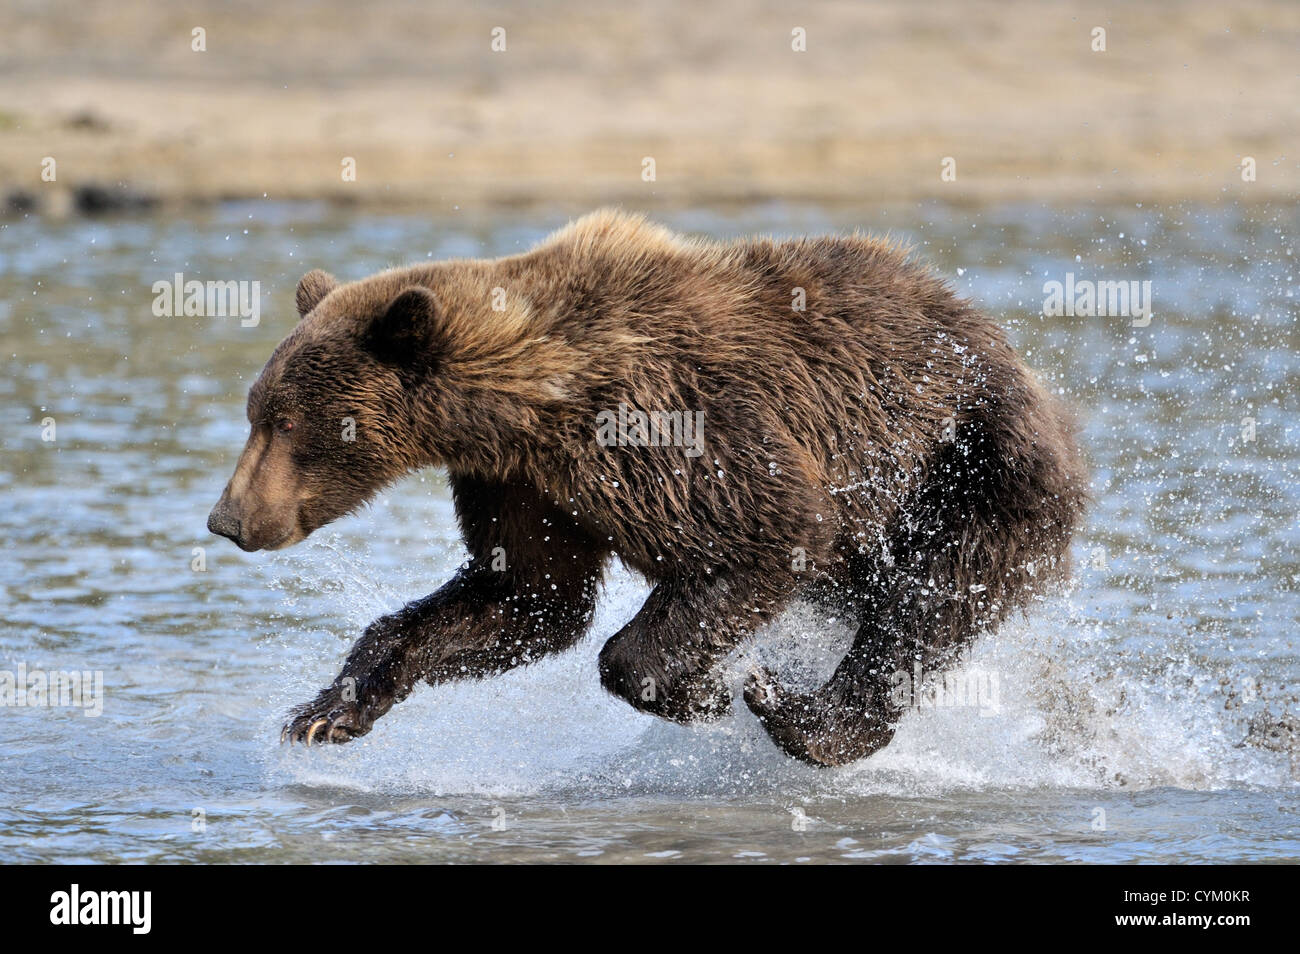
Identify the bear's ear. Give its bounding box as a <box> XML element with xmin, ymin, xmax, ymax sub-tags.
<box><xmin>363</xmin><ymin>286</ymin><xmax>443</xmax><ymax>366</ymax></box>
<box><xmin>295</xmin><ymin>269</ymin><xmax>338</xmax><ymax>318</ymax></box>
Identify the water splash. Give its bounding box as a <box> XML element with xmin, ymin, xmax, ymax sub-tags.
<box><xmin>265</xmin><ymin>540</ymin><xmax>1296</xmax><ymax>800</ymax></box>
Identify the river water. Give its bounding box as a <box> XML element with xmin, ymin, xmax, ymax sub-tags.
<box><xmin>1</xmin><ymin>200</ymin><xmax>1297</xmax><ymax>863</ymax></box>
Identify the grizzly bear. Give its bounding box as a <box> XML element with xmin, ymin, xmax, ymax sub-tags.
<box><xmin>207</xmin><ymin>209</ymin><xmax>1087</xmax><ymax>766</ymax></box>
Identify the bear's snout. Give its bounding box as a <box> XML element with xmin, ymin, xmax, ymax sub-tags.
<box><xmin>207</xmin><ymin>498</ymin><xmax>246</xmax><ymax>549</ymax></box>
<box><xmin>206</xmin><ymin>492</ymin><xmax>300</xmax><ymax>552</ymax></box>
<box><xmin>208</xmin><ymin>427</ymin><xmax>311</xmax><ymax>552</ymax></box>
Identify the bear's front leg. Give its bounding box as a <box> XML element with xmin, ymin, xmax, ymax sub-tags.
<box><xmin>282</xmin><ymin>562</ymin><xmax>600</xmax><ymax>745</ymax></box>
<box><xmin>281</xmin><ymin>610</ymin><xmax>416</xmax><ymax>745</ymax></box>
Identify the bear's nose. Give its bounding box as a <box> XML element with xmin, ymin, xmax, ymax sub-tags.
<box><xmin>207</xmin><ymin>505</ymin><xmax>243</xmax><ymax>546</ymax></box>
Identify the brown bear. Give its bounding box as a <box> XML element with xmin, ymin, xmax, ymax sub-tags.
<box><xmin>207</xmin><ymin>209</ymin><xmax>1087</xmax><ymax>767</ymax></box>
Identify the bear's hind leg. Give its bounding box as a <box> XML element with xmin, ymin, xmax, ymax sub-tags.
<box><xmin>746</xmin><ymin>408</ymin><xmax>1087</xmax><ymax>767</ymax></box>
<box><xmin>744</xmin><ymin>613</ymin><xmax>903</xmax><ymax>766</ymax></box>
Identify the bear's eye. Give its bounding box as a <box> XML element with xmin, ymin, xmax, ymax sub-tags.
<box><xmin>276</xmin><ymin>418</ymin><xmax>295</xmax><ymax>434</ymax></box>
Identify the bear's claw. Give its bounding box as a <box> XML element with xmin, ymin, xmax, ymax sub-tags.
<box><xmin>304</xmin><ymin>718</ymin><xmax>329</xmax><ymax>746</ymax></box>
<box><xmin>281</xmin><ymin>683</ymin><xmax>379</xmax><ymax>746</ymax></box>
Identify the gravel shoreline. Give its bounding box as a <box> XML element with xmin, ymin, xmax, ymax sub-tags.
<box><xmin>2</xmin><ymin>0</ymin><xmax>1295</xmax><ymax>213</ymax></box>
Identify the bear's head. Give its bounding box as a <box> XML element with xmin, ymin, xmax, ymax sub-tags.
<box><xmin>207</xmin><ymin>269</ymin><xmax>446</xmax><ymax>551</ymax></box>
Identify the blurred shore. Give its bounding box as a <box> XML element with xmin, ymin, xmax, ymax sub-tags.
<box><xmin>1</xmin><ymin>0</ymin><xmax>1296</xmax><ymax>215</ymax></box>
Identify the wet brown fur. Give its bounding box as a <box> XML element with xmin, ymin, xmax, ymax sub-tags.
<box><xmin>209</xmin><ymin>209</ymin><xmax>1088</xmax><ymax>766</ymax></box>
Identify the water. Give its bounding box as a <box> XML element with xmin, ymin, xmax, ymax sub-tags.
<box><xmin>1</xmin><ymin>200</ymin><xmax>1297</xmax><ymax>863</ymax></box>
